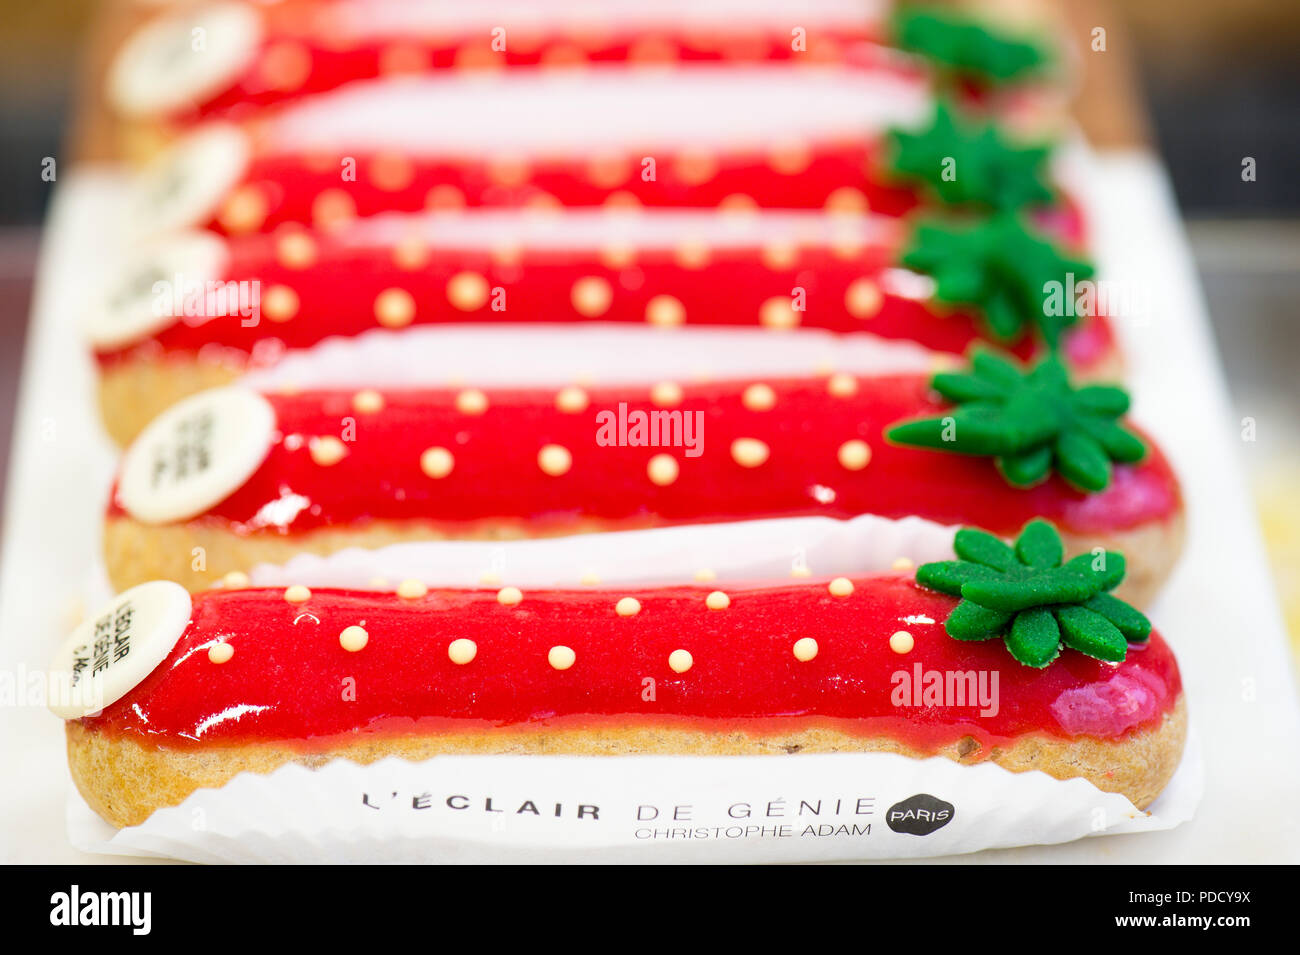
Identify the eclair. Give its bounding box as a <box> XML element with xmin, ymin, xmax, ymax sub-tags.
<box><xmin>126</xmin><ymin>77</ymin><xmax>1072</xmax><ymax>238</ymax></box>
<box><xmin>103</xmin><ymin>346</ymin><xmax>1182</xmax><ymax>603</ymax></box>
<box><xmin>57</xmin><ymin>520</ymin><xmax>1188</xmax><ymax>829</ymax></box>
<box><xmin>108</xmin><ymin>1</ymin><xmax>1059</xmax><ymax>157</ymax></box>
<box><xmin>90</xmin><ymin>209</ymin><xmax>1113</xmax><ymax>445</ymax></box>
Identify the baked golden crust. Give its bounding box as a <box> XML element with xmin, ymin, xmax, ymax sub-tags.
<box><xmin>1058</xmin><ymin>512</ymin><xmax>1186</xmax><ymax>609</ymax></box>
<box><xmin>67</xmin><ymin>696</ymin><xmax>1186</xmax><ymax>828</ymax></box>
<box><xmin>98</xmin><ymin>356</ymin><xmax>240</xmax><ymax>447</ymax></box>
<box><xmin>103</xmin><ymin>510</ymin><xmax>1184</xmax><ymax>608</ymax></box>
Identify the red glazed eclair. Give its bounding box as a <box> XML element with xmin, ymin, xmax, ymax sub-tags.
<box><xmin>54</xmin><ymin>565</ymin><xmax>1187</xmax><ymax>828</ymax></box>
<box><xmin>109</xmin><ymin>0</ymin><xmax>896</xmax><ymax>127</ymax></box>
<box><xmin>126</xmin><ymin>70</ymin><xmax>1073</xmax><ymax>238</ymax></box>
<box><xmin>90</xmin><ymin>210</ymin><xmax>1116</xmax><ymax>445</ymax></box>
<box><xmin>103</xmin><ymin>350</ymin><xmax>1182</xmax><ymax>602</ymax></box>
<box><xmin>108</xmin><ymin>1</ymin><xmax>1060</xmax><ymax>153</ymax></box>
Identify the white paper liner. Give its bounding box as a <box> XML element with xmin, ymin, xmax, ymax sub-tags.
<box><xmin>267</xmin><ymin>66</ymin><xmax>928</xmax><ymax>155</ymax></box>
<box><xmin>247</xmin><ymin>514</ymin><xmax>961</xmax><ymax>591</ymax></box>
<box><xmin>243</xmin><ymin>322</ymin><xmax>939</xmax><ymax>390</ymax></box>
<box><xmin>67</xmin><ymin>732</ymin><xmax>1203</xmax><ymax>863</ymax></box>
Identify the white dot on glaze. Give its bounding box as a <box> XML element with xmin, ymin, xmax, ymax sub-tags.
<box><xmin>837</xmin><ymin>439</ymin><xmax>872</xmax><ymax>471</ymax></box>
<box><xmin>447</xmin><ymin>271</ymin><xmax>489</xmax><ymax>311</ymax></box>
<box><xmin>650</xmin><ymin>381</ymin><xmax>683</xmax><ymax>407</ymax></box>
<box><xmin>645</xmin><ymin>294</ymin><xmax>686</xmax><ymax>327</ymax></box>
<box><xmin>730</xmin><ymin>437</ymin><xmax>770</xmax><ymax>468</ymax></box>
<box><xmin>793</xmin><ymin>637</ymin><xmax>819</xmax><ymax>662</ymax></box>
<box><xmin>455</xmin><ymin>388</ymin><xmax>489</xmax><ymax>416</ymax></box>
<box><xmin>397</xmin><ymin>579</ymin><xmax>428</xmax><ymax>599</ymax></box>
<box><xmin>828</xmin><ymin>577</ymin><xmax>854</xmax><ymax>597</ymax></box>
<box><xmin>284</xmin><ymin>585</ymin><xmax>312</xmax><ymax>604</ymax></box>
<box><xmin>448</xmin><ymin>638</ymin><xmax>477</xmax><ymax>665</ymax></box>
<box><xmin>669</xmin><ymin>649</ymin><xmax>693</xmax><ymax>673</ymax></box>
<box><xmin>548</xmin><ymin>645</ymin><xmax>577</xmax><ymax>670</ymax></box>
<box><xmin>742</xmin><ymin>383</ymin><xmax>777</xmax><ymax>412</ymax></box>
<box><xmin>309</xmin><ymin>435</ymin><xmax>347</xmax><ymax>467</ymax></box>
<box><xmin>705</xmin><ymin>590</ymin><xmax>730</xmax><ymax>611</ymax></box>
<box><xmin>208</xmin><ymin>642</ymin><xmax>234</xmax><ymax>664</ymax></box>
<box><xmin>538</xmin><ymin>444</ymin><xmax>573</xmax><ymax>476</ymax></box>
<box><xmin>890</xmin><ymin>630</ymin><xmax>915</xmax><ymax>654</ymax></box>
<box><xmin>616</xmin><ymin>596</ymin><xmax>642</xmax><ymax>617</ymax></box>
<box><xmin>339</xmin><ymin>625</ymin><xmax>369</xmax><ymax>652</ymax></box>
<box><xmin>374</xmin><ymin>287</ymin><xmax>416</xmax><ymax>328</ymax></box>
<box><xmin>646</xmin><ymin>453</ymin><xmax>680</xmax><ymax>486</ymax></box>
<box><xmin>759</xmin><ymin>297</ymin><xmax>799</xmax><ymax>329</ymax></box>
<box><xmin>352</xmin><ymin>389</ymin><xmax>384</xmax><ymax>414</ymax></box>
<box><xmin>497</xmin><ymin>586</ymin><xmax>523</xmax><ymax>606</ymax></box>
<box><xmin>555</xmin><ymin>385</ymin><xmax>589</xmax><ymax>413</ymax></box>
<box><xmin>420</xmin><ymin>446</ymin><xmax>455</xmax><ymax>479</ymax></box>
<box><xmin>571</xmin><ymin>276</ymin><xmax>613</xmax><ymax>316</ymax></box>
<box><xmin>827</xmin><ymin>373</ymin><xmax>858</xmax><ymax>398</ymax></box>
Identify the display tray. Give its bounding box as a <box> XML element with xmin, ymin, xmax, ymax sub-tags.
<box><xmin>2</xmin><ymin>153</ymin><xmax>1297</xmax><ymax>862</ymax></box>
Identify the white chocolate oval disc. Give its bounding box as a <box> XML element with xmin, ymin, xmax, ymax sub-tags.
<box><xmin>48</xmin><ymin>581</ymin><xmax>192</xmax><ymax>719</ymax></box>
<box><xmin>107</xmin><ymin>2</ymin><xmax>261</xmax><ymax>119</ymax></box>
<box><xmin>119</xmin><ymin>387</ymin><xmax>276</xmax><ymax>524</ymax></box>
<box><xmin>128</xmin><ymin>123</ymin><xmax>251</xmax><ymax>237</ymax></box>
<box><xmin>84</xmin><ymin>231</ymin><xmax>229</xmax><ymax>350</ymax></box>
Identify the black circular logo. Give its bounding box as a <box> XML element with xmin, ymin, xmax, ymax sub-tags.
<box><xmin>886</xmin><ymin>794</ymin><xmax>955</xmax><ymax>835</ymax></box>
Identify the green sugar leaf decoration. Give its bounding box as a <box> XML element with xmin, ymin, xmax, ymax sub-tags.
<box><xmin>887</xmin><ymin>102</ymin><xmax>1055</xmax><ymax>210</ymax></box>
<box><xmin>885</xmin><ymin>349</ymin><xmax>1146</xmax><ymax>492</ymax></box>
<box><xmin>916</xmin><ymin>519</ymin><xmax>1151</xmax><ymax>668</ymax></box>
<box><xmin>901</xmin><ymin>214</ymin><xmax>1095</xmax><ymax>347</ymax></box>
<box><xmin>893</xmin><ymin>6</ymin><xmax>1050</xmax><ymax>84</ymax></box>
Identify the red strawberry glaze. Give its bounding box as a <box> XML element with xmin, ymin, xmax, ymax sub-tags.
<box><xmin>211</xmin><ymin>143</ymin><xmax>928</xmax><ymax>232</ymax></box>
<box><xmin>93</xmin><ymin>219</ymin><xmax>1104</xmax><ymax>372</ymax></box>
<box><xmin>163</xmin><ymin>6</ymin><xmax>899</xmax><ymax>127</ymax></box>
<box><xmin>199</xmin><ymin>143</ymin><xmax>1086</xmax><ymax>239</ymax></box>
<box><xmin>191</xmin><ymin>32</ymin><xmax>898</xmax><ymax>125</ymax></box>
<box><xmin>107</xmin><ymin>376</ymin><xmax>1181</xmax><ymax>537</ymax></box>
<box><xmin>80</xmin><ymin>578</ymin><xmax>1182</xmax><ymax>752</ymax></box>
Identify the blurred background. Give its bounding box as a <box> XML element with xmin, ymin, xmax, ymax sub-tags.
<box><xmin>0</xmin><ymin>0</ymin><xmax>1296</xmax><ymax>646</ymax></box>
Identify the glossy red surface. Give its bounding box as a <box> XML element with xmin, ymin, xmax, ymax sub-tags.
<box><xmin>94</xmin><ymin>221</ymin><xmax>1104</xmax><ymax>371</ymax></box>
<box><xmin>107</xmin><ymin>376</ymin><xmax>1182</xmax><ymax>536</ymax></box>
<box><xmin>160</xmin><ymin>7</ymin><xmax>897</xmax><ymax>125</ymax></box>
<box><xmin>197</xmin><ymin>142</ymin><xmax>1088</xmax><ymax>241</ymax></box>
<box><xmin>82</xmin><ymin>579</ymin><xmax>1182</xmax><ymax>750</ymax></box>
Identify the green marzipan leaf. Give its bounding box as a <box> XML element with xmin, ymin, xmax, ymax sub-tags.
<box><xmin>886</xmin><ymin>408</ymin><xmax>1011</xmax><ymax>456</ymax></box>
<box><xmin>1070</xmin><ymin>385</ymin><xmax>1130</xmax><ymax>417</ymax></box>
<box><xmin>1075</xmin><ymin>415</ymin><xmax>1147</xmax><ymax>463</ymax></box>
<box><xmin>953</xmin><ymin>527</ymin><xmax>1017</xmax><ymax>570</ymax></box>
<box><xmin>1065</xmin><ymin>551</ymin><xmax>1126</xmax><ymax>591</ymax></box>
<box><xmin>961</xmin><ymin>564</ymin><xmax>1100</xmax><ymax>611</ymax></box>
<box><xmin>1005</xmin><ymin>607</ymin><xmax>1061</xmax><ymax>668</ymax></box>
<box><xmin>931</xmin><ymin>371</ymin><xmax>1006</xmax><ymax>403</ymax></box>
<box><xmin>1054</xmin><ymin>430</ymin><xmax>1112</xmax><ymax>492</ymax></box>
<box><xmin>1007</xmin><ymin>449</ymin><xmax>1058</xmax><ymax>489</ymax></box>
<box><xmin>970</xmin><ymin>350</ymin><xmax>1024</xmax><ymax>390</ymax></box>
<box><xmin>1026</xmin><ymin>358</ymin><xmax>1068</xmax><ymax>392</ymax></box>
<box><xmin>1055</xmin><ymin>605</ymin><xmax>1127</xmax><ymax>662</ymax></box>
<box><xmin>1015</xmin><ymin>518</ymin><xmax>1064</xmax><ymax>569</ymax></box>
<box><xmin>945</xmin><ymin>599</ymin><xmax>1012</xmax><ymax>641</ymax></box>
<box><xmin>1084</xmin><ymin>592</ymin><xmax>1151</xmax><ymax>642</ymax></box>
<box><xmin>982</xmin><ymin>289</ymin><xmax>1023</xmax><ymax>341</ymax></box>
<box><xmin>915</xmin><ymin>560</ymin><xmax>1000</xmax><ymax>596</ymax></box>
<box><xmin>997</xmin><ymin>445</ymin><xmax>1053</xmax><ymax>487</ymax></box>
<box><xmin>998</xmin><ymin>391</ymin><xmax>1061</xmax><ymax>451</ymax></box>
